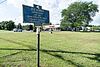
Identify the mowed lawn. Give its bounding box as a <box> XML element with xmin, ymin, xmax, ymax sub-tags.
<box><xmin>0</xmin><ymin>30</ymin><xmax>100</xmax><ymax>67</ymax></box>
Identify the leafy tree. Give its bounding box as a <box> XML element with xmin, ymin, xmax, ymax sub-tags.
<box><xmin>60</xmin><ymin>21</ymin><xmax>71</xmax><ymax>31</ymax></box>
<box><xmin>6</xmin><ymin>20</ymin><xmax>15</xmax><ymax>30</ymax></box>
<box><xmin>0</xmin><ymin>20</ymin><xmax>15</xmax><ymax>30</ymax></box>
<box><xmin>23</xmin><ymin>25</ymin><xmax>29</xmax><ymax>31</ymax></box>
<box><xmin>92</xmin><ymin>25</ymin><xmax>100</xmax><ymax>31</ymax></box>
<box><xmin>61</xmin><ymin>1</ymin><xmax>99</xmax><ymax>31</ymax></box>
<box><xmin>23</xmin><ymin>25</ymin><xmax>34</xmax><ymax>31</ymax></box>
<box><xmin>1</xmin><ymin>21</ymin><xmax>7</xmax><ymax>29</ymax></box>
<box><xmin>29</xmin><ymin>25</ymin><xmax>33</xmax><ymax>30</ymax></box>
<box><xmin>16</xmin><ymin>23</ymin><xmax>22</xmax><ymax>29</ymax></box>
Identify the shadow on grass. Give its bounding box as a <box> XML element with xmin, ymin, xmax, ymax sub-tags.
<box><xmin>0</xmin><ymin>38</ymin><xmax>87</xmax><ymax>66</ymax></box>
<box><xmin>0</xmin><ymin>48</ymin><xmax>84</xmax><ymax>67</ymax></box>
<box><xmin>45</xmin><ymin>52</ymin><xmax>84</xmax><ymax>67</ymax></box>
<box><xmin>84</xmin><ymin>54</ymin><xmax>100</xmax><ymax>62</ymax></box>
<box><xmin>0</xmin><ymin>48</ymin><xmax>99</xmax><ymax>63</ymax></box>
<box><xmin>0</xmin><ymin>48</ymin><xmax>36</xmax><ymax>51</ymax></box>
<box><xmin>0</xmin><ymin>51</ymin><xmax>22</xmax><ymax>58</ymax></box>
<box><xmin>0</xmin><ymin>37</ymin><xmax>34</xmax><ymax>49</ymax></box>
<box><xmin>42</xmin><ymin>49</ymin><xmax>100</xmax><ymax>63</ymax></box>
<box><xmin>0</xmin><ymin>37</ymin><xmax>99</xmax><ymax>66</ymax></box>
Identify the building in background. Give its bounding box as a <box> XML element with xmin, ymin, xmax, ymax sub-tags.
<box><xmin>43</xmin><ymin>24</ymin><xmax>61</xmax><ymax>31</ymax></box>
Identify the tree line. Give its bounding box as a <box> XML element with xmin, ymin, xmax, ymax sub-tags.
<box><xmin>0</xmin><ymin>21</ymin><xmax>36</xmax><ymax>31</ymax></box>
<box><xmin>0</xmin><ymin>20</ymin><xmax>100</xmax><ymax>32</ymax></box>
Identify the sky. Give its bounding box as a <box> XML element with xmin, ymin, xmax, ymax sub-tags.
<box><xmin>0</xmin><ymin>0</ymin><xmax>100</xmax><ymax>25</ymax></box>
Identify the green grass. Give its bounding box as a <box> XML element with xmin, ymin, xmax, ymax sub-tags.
<box><xmin>0</xmin><ymin>31</ymin><xmax>100</xmax><ymax>67</ymax></box>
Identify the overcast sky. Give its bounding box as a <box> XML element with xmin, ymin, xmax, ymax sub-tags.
<box><xmin>0</xmin><ymin>0</ymin><xmax>100</xmax><ymax>25</ymax></box>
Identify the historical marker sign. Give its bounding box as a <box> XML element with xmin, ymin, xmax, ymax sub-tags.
<box><xmin>23</xmin><ymin>4</ymin><xmax>50</xmax><ymax>67</ymax></box>
<box><xmin>23</xmin><ymin>4</ymin><xmax>49</xmax><ymax>26</ymax></box>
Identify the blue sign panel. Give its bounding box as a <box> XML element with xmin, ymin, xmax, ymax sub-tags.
<box><xmin>23</xmin><ymin>4</ymin><xmax>49</xmax><ymax>26</ymax></box>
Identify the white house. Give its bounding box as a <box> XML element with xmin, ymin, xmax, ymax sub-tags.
<box><xmin>43</xmin><ymin>24</ymin><xmax>60</xmax><ymax>31</ymax></box>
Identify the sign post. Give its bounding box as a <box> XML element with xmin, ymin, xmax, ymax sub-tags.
<box><xmin>36</xmin><ymin>27</ymin><xmax>40</xmax><ymax>67</ymax></box>
<box><xmin>23</xmin><ymin>4</ymin><xmax>49</xmax><ymax>67</ymax></box>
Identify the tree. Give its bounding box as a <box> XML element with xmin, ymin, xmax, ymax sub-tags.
<box><xmin>16</xmin><ymin>23</ymin><xmax>22</xmax><ymax>29</ymax></box>
<box><xmin>61</xmin><ymin>1</ymin><xmax>99</xmax><ymax>31</ymax></box>
<box><xmin>29</xmin><ymin>25</ymin><xmax>33</xmax><ymax>30</ymax></box>
<box><xmin>6</xmin><ymin>20</ymin><xmax>15</xmax><ymax>30</ymax></box>
<box><xmin>0</xmin><ymin>21</ymin><xmax>7</xmax><ymax>30</ymax></box>
<box><xmin>60</xmin><ymin>21</ymin><xmax>71</xmax><ymax>31</ymax></box>
<box><xmin>0</xmin><ymin>20</ymin><xmax>15</xmax><ymax>30</ymax></box>
<box><xmin>23</xmin><ymin>25</ymin><xmax>29</xmax><ymax>31</ymax></box>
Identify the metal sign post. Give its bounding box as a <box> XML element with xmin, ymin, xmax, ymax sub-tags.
<box><xmin>23</xmin><ymin>4</ymin><xmax>49</xmax><ymax>67</ymax></box>
<box><xmin>36</xmin><ymin>27</ymin><xmax>40</xmax><ymax>67</ymax></box>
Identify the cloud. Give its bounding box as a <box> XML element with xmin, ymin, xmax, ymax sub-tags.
<box><xmin>6</xmin><ymin>0</ymin><xmax>65</xmax><ymax>24</ymax></box>
<box><xmin>90</xmin><ymin>12</ymin><xmax>100</xmax><ymax>25</ymax></box>
<box><xmin>0</xmin><ymin>0</ymin><xmax>100</xmax><ymax>25</ymax></box>
<box><xmin>7</xmin><ymin>0</ymin><xmax>25</xmax><ymax>8</ymax></box>
<box><xmin>89</xmin><ymin>0</ymin><xmax>100</xmax><ymax>25</ymax></box>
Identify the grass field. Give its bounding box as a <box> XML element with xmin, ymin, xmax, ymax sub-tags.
<box><xmin>0</xmin><ymin>30</ymin><xmax>100</xmax><ymax>67</ymax></box>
